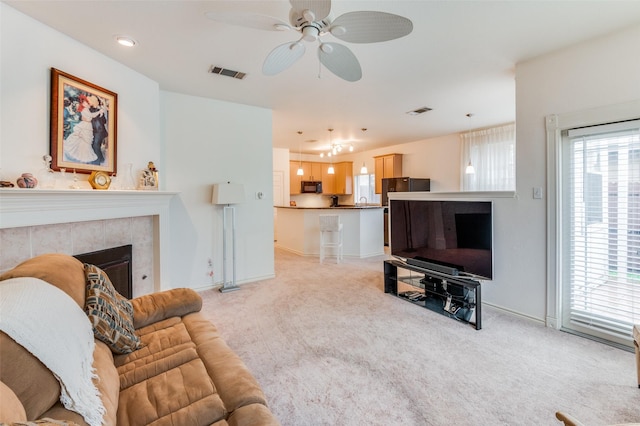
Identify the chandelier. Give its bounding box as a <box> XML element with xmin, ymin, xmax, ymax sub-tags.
<box><xmin>319</xmin><ymin>128</ymin><xmax>355</xmax><ymax>158</ymax></box>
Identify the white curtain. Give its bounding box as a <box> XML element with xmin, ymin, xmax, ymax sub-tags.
<box><xmin>460</xmin><ymin>123</ymin><xmax>515</xmax><ymax>191</ymax></box>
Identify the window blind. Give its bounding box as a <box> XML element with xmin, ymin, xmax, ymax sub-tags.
<box><xmin>563</xmin><ymin>119</ymin><xmax>640</xmax><ymax>346</ymax></box>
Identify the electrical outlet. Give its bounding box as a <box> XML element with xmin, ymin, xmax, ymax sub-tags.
<box><xmin>533</xmin><ymin>187</ymin><xmax>543</xmax><ymax>199</ymax></box>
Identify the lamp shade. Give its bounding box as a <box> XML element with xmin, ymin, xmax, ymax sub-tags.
<box><xmin>212</xmin><ymin>182</ymin><xmax>245</xmax><ymax>205</ymax></box>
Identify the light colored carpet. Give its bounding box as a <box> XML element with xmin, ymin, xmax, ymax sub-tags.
<box><xmin>199</xmin><ymin>248</ymin><xmax>639</xmax><ymax>426</ymax></box>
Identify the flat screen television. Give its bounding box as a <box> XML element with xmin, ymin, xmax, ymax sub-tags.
<box><xmin>389</xmin><ymin>199</ymin><xmax>493</xmax><ymax>280</ymax></box>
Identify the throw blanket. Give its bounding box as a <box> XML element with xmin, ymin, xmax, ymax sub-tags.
<box><xmin>0</xmin><ymin>277</ymin><xmax>105</xmax><ymax>426</ymax></box>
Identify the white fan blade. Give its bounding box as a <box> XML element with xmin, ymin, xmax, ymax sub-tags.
<box><xmin>289</xmin><ymin>0</ymin><xmax>331</xmax><ymax>26</ymax></box>
<box><xmin>263</xmin><ymin>41</ymin><xmax>306</xmax><ymax>76</ymax></box>
<box><xmin>318</xmin><ymin>42</ymin><xmax>362</xmax><ymax>82</ymax></box>
<box><xmin>330</xmin><ymin>11</ymin><xmax>413</xmax><ymax>43</ymax></box>
<box><xmin>205</xmin><ymin>11</ymin><xmax>291</xmax><ymax>32</ymax></box>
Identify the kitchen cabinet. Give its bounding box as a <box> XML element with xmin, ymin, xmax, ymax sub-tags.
<box><xmin>290</xmin><ymin>161</ymin><xmax>302</xmax><ymax>194</ymax></box>
<box><xmin>291</xmin><ymin>160</ymin><xmax>352</xmax><ymax>195</ymax></box>
<box><xmin>290</xmin><ymin>161</ymin><xmax>323</xmax><ymax>194</ymax></box>
<box><xmin>374</xmin><ymin>154</ymin><xmax>403</xmax><ymax>194</ymax></box>
<box><xmin>322</xmin><ymin>161</ymin><xmax>352</xmax><ymax>195</ymax></box>
<box><xmin>304</xmin><ymin>162</ymin><xmax>322</xmax><ymax>181</ymax></box>
<box><xmin>321</xmin><ymin>163</ymin><xmax>335</xmax><ymax>194</ymax></box>
<box><xmin>334</xmin><ymin>161</ymin><xmax>353</xmax><ymax>195</ymax></box>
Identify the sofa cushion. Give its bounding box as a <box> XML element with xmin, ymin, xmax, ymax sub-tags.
<box><xmin>131</xmin><ymin>288</ymin><xmax>203</xmax><ymax>329</ymax></box>
<box><xmin>0</xmin><ymin>332</ymin><xmax>61</xmax><ymax>420</ymax></box>
<box><xmin>84</xmin><ymin>264</ymin><xmax>141</xmax><ymax>354</ymax></box>
<box><xmin>183</xmin><ymin>315</ymin><xmax>268</xmax><ymax>411</ymax></box>
<box><xmin>0</xmin><ymin>380</ymin><xmax>27</xmax><ymax>423</ymax></box>
<box><xmin>0</xmin><ymin>254</ymin><xmax>86</xmax><ymax>307</ymax></box>
<box><xmin>114</xmin><ymin>315</ymin><xmax>227</xmax><ymax>426</ymax></box>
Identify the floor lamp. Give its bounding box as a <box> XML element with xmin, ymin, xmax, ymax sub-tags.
<box><xmin>212</xmin><ymin>182</ymin><xmax>245</xmax><ymax>293</ymax></box>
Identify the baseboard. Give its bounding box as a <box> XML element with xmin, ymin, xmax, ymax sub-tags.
<box><xmin>482</xmin><ymin>301</ymin><xmax>546</xmax><ymax>326</ymax></box>
<box><xmin>193</xmin><ymin>273</ymin><xmax>276</xmax><ymax>293</ymax></box>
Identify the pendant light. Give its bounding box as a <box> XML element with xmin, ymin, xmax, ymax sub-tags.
<box><xmin>464</xmin><ymin>115</ymin><xmax>475</xmax><ymax>175</ymax></box>
<box><xmin>465</xmin><ymin>160</ymin><xmax>475</xmax><ymax>174</ymax></box>
<box><xmin>360</xmin><ymin>162</ymin><xmax>368</xmax><ymax>174</ymax></box>
<box><xmin>359</xmin><ymin>128</ymin><xmax>368</xmax><ymax>174</ymax></box>
<box><xmin>296</xmin><ymin>131</ymin><xmax>304</xmax><ymax>176</ymax></box>
<box><xmin>327</xmin><ymin>128</ymin><xmax>335</xmax><ymax>175</ymax></box>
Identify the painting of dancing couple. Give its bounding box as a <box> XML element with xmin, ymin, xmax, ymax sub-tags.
<box><xmin>50</xmin><ymin>68</ymin><xmax>117</xmax><ymax>174</ymax></box>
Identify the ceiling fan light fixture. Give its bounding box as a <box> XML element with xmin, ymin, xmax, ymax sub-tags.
<box><xmin>301</xmin><ymin>25</ymin><xmax>319</xmax><ymax>42</ymax></box>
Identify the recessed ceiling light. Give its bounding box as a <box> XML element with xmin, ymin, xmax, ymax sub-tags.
<box><xmin>115</xmin><ymin>36</ymin><xmax>136</xmax><ymax>47</ymax></box>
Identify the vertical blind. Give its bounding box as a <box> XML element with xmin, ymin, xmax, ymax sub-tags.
<box><xmin>563</xmin><ymin>119</ymin><xmax>640</xmax><ymax>346</ymax></box>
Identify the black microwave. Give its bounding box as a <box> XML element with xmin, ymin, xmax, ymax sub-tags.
<box><xmin>301</xmin><ymin>181</ymin><xmax>322</xmax><ymax>193</ymax></box>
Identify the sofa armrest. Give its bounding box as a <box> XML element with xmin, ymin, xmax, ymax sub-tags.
<box><xmin>131</xmin><ymin>288</ymin><xmax>203</xmax><ymax>329</ymax></box>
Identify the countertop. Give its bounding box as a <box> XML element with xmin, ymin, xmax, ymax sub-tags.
<box><xmin>276</xmin><ymin>205</ymin><xmax>384</xmax><ymax>209</ymax></box>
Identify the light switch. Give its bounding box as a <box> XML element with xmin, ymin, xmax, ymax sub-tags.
<box><xmin>533</xmin><ymin>187</ymin><xmax>543</xmax><ymax>199</ymax></box>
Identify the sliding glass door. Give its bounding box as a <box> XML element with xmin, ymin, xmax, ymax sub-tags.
<box><xmin>561</xmin><ymin>120</ymin><xmax>640</xmax><ymax>347</ymax></box>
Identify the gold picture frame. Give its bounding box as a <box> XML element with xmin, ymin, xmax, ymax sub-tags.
<box><xmin>50</xmin><ymin>68</ymin><xmax>117</xmax><ymax>174</ymax></box>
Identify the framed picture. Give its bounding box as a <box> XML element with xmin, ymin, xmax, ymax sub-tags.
<box><xmin>50</xmin><ymin>68</ymin><xmax>117</xmax><ymax>174</ymax></box>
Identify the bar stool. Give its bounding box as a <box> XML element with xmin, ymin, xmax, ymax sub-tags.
<box><xmin>319</xmin><ymin>214</ymin><xmax>343</xmax><ymax>263</ymax></box>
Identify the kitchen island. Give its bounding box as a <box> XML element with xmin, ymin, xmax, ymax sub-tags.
<box><xmin>275</xmin><ymin>206</ymin><xmax>385</xmax><ymax>259</ymax></box>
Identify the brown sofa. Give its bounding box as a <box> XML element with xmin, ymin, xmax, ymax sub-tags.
<box><xmin>0</xmin><ymin>254</ymin><xmax>279</xmax><ymax>426</ymax></box>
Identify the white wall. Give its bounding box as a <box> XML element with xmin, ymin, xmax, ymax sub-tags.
<box><xmin>0</xmin><ymin>4</ymin><xmax>160</xmax><ymax>182</ymax></box>
<box><xmin>0</xmin><ymin>4</ymin><xmax>275</xmax><ymax>291</ymax></box>
<box><xmin>512</xmin><ymin>24</ymin><xmax>640</xmax><ymax>323</ymax></box>
<box><xmin>344</xmin><ymin>133</ymin><xmax>462</xmax><ymax>193</ymax></box>
<box><xmin>162</xmin><ymin>91</ymin><xmax>274</xmax><ymax>290</ymax></box>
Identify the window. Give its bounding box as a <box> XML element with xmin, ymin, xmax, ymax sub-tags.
<box><xmin>460</xmin><ymin>123</ymin><xmax>515</xmax><ymax>191</ymax></box>
<box><xmin>354</xmin><ymin>174</ymin><xmax>380</xmax><ymax>205</ymax></box>
<box><xmin>561</xmin><ymin>119</ymin><xmax>640</xmax><ymax>347</ymax></box>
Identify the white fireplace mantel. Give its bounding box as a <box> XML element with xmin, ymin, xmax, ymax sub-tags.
<box><xmin>0</xmin><ymin>188</ymin><xmax>177</xmax><ymax>291</ymax></box>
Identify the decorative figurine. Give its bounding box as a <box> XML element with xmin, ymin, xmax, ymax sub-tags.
<box><xmin>139</xmin><ymin>161</ymin><xmax>159</xmax><ymax>190</ymax></box>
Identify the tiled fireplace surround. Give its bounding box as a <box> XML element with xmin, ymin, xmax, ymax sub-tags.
<box><xmin>0</xmin><ymin>189</ymin><xmax>175</xmax><ymax>297</ymax></box>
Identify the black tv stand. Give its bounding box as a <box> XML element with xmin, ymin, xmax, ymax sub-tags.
<box><xmin>384</xmin><ymin>259</ymin><xmax>482</xmax><ymax>329</ymax></box>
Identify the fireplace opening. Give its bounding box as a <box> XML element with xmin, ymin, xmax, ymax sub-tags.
<box><xmin>74</xmin><ymin>244</ymin><xmax>133</xmax><ymax>299</ymax></box>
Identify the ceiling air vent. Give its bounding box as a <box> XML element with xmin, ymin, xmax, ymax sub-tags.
<box><xmin>209</xmin><ymin>66</ymin><xmax>246</xmax><ymax>80</ymax></box>
<box><xmin>406</xmin><ymin>107</ymin><xmax>432</xmax><ymax>116</ymax></box>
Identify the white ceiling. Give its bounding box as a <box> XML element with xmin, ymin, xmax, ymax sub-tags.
<box><xmin>7</xmin><ymin>0</ymin><xmax>640</xmax><ymax>155</ymax></box>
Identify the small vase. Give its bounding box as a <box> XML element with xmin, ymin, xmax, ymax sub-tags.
<box><xmin>38</xmin><ymin>154</ymin><xmax>55</xmax><ymax>189</ymax></box>
<box><xmin>17</xmin><ymin>173</ymin><xmax>38</xmax><ymax>188</ymax></box>
<box><xmin>120</xmin><ymin>163</ymin><xmax>136</xmax><ymax>190</ymax></box>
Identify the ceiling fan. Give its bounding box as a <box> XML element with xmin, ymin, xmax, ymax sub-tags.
<box><xmin>205</xmin><ymin>0</ymin><xmax>413</xmax><ymax>82</ymax></box>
